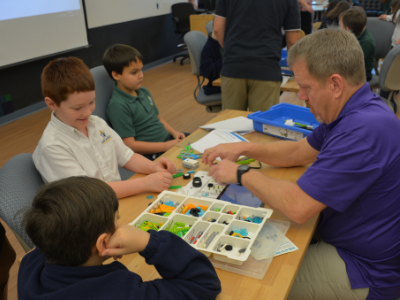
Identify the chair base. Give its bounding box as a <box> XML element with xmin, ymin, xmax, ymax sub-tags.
<box><xmin>173</xmin><ymin>54</ymin><xmax>190</xmax><ymax>65</ymax></box>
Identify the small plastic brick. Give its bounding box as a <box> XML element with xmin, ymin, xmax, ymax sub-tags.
<box><xmin>177</xmin><ymin>168</ymin><xmax>184</xmax><ymax>173</ymax></box>
<box><xmin>173</xmin><ymin>173</ymin><xmax>184</xmax><ymax>179</ymax></box>
<box><xmin>164</xmin><ymin>201</ymin><xmax>175</xmax><ymax>207</ymax></box>
<box><xmin>169</xmin><ymin>185</ymin><xmax>181</xmax><ymax>189</ymax></box>
<box><xmin>225</xmin><ymin>245</ymin><xmax>233</xmax><ymax>251</ymax></box>
<box><xmin>146</xmin><ymin>195</ymin><xmax>154</xmax><ymax>200</ymax></box>
<box><xmin>183</xmin><ymin>173</ymin><xmax>191</xmax><ymax>180</ymax></box>
<box><xmin>187</xmin><ymin>170</ymin><xmax>195</xmax><ymax>174</ymax></box>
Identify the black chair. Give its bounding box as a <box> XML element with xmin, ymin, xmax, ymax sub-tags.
<box><xmin>358</xmin><ymin>0</ymin><xmax>383</xmax><ymax>16</ymax></box>
<box><xmin>171</xmin><ymin>3</ymin><xmax>197</xmax><ymax>65</ymax></box>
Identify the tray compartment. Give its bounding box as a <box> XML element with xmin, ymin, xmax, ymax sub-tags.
<box><xmin>212</xmin><ymin>236</ymin><xmax>251</xmax><ymax>265</ymax></box>
<box><xmin>210</xmin><ymin>202</ymin><xmax>225</xmax><ymax>212</ymax></box>
<box><xmin>196</xmin><ymin>224</ymin><xmax>225</xmax><ymax>250</ymax></box>
<box><xmin>177</xmin><ymin>198</ymin><xmax>212</xmax><ymax>217</ymax></box>
<box><xmin>162</xmin><ymin>215</ymin><xmax>197</xmax><ymax>237</ymax></box>
<box><xmin>133</xmin><ymin>214</ymin><xmax>168</xmax><ymax>232</ymax></box>
<box><xmin>202</xmin><ymin>211</ymin><xmax>221</xmax><ymax>223</ymax></box>
<box><xmin>235</xmin><ymin>207</ymin><xmax>271</xmax><ymax>224</ymax></box>
<box><xmin>218</xmin><ymin>214</ymin><xmax>233</xmax><ymax>225</ymax></box>
<box><xmin>224</xmin><ymin>220</ymin><xmax>260</xmax><ymax>240</ymax></box>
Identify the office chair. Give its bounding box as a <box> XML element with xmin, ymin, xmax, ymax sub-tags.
<box><xmin>366</xmin><ymin>17</ymin><xmax>394</xmax><ymax>88</ymax></box>
<box><xmin>0</xmin><ymin>153</ymin><xmax>43</xmax><ymax>252</ymax></box>
<box><xmin>358</xmin><ymin>0</ymin><xmax>383</xmax><ymax>16</ymax></box>
<box><xmin>379</xmin><ymin>44</ymin><xmax>400</xmax><ymax>113</ymax></box>
<box><xmin>171</xmin><ymin>3</ymin><xmax>197</xmax><ymax>65</ymax></box>
<box><xmin>89</xmin><ymin>65</ymin><xmax>135</xmax><ymax>180</ymax></box>
<box><xmin>184</xmin><ymin>30</ymin><xmax>222</xmax><ymax>112</ymax></box>
<box><xmin>206</xmin><ymin>21</ymin><xmax>213</xmax><ymax>36</ymax></box>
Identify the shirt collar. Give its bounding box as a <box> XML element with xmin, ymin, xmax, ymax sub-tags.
<box><xmin>50</xmin><ymin>112</ymin><xmax>93</xmax><ymax>139</ymax></box>
<box><xmin>113</xmin><ymin>85</ymin><xmax>142</xmax><ymax>102</ymax></box>
<box><xmin>327</xmin><ymin>83</ymin><xmax>372</xmax><ymax>130</ymax></box>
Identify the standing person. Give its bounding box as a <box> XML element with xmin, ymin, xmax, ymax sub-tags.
<box><xmin>299</xmin><ymin>0</ymin><xmax>314</xmax><ymax>35</ymax></box>
<box><xmin>188</xmin><ymin>0</ymin><xmax>198</xmax><ymax>10</ymax></box>
<box><xmin>214</xmin><ymin>0</ymin><xmax>301</xmax><ymax>112</ymax></box>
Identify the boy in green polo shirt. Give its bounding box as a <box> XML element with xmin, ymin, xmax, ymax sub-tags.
<box><xmin>339</xmin><ymin>8</ymin><xmax>376</xmax><ymax>81</ymax></box>
<box><xmin>103</xmin><ymin>44</ymin><xmax>186</xmax><ymax>160</ymax></box>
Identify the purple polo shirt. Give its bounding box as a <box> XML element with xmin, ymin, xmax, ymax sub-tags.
<box><xmin>297</xmin><ymin>83</ymin><xmax>400</xmax><ymax>300</ymax></box>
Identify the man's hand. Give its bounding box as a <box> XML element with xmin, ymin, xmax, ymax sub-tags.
<box><xmin>153</xmin><ymin>157</ymin><xmax>176</xmax><ymax>174</ymax></box>
<box><xmin>172</xmin><ymin>131</ymin><xmax>186</xmax><ymax>140</ymax></box>
<box><xmin>208</xmin><ymin>160</ymin><xmax>240</xmax><ymax>185</ymax></box>
<box><xmin>101</xmin><ymin>225</ymin><xmax>150</xmax><ymax>257</ymax></box>
<box><xmin>202</xmin><ymin>143</ymin><xmax>245</xmax><ymax>167</ymax></box>
<box><xmin>378</xmin><ymin>14</ymin><xmax>387</xmax><ymax>20</ymax></box>
<box><xmin>143</xmin><ymin>171</ymin><xmax>172</xmax><ymax>192</ymax></box>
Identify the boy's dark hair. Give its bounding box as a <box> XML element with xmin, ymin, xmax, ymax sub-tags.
<box><xmin>391</xmin><ymin>0</ymin><xmax>400</xmax><ymax>25</ymax></box>
<box><xmin>340</xmin><ymin>7</ymin><xmax>367</xmax><ymax>37</ymax></box>
<box><xmin>326</xmin><ymin>1</ymin><xmax>350</xmax><ymax>19</ymax></box>
<box><xmin>103</xmin><ymin>44</ymin><xmax>143</xmax><ymax>80</ymax></box>
<box><xmin>41</xmin><ymin>57</ymin><xmax>95</xmax><ymax>106</ymax></box>
<box><xmin>23</xmin><ymin>177</ymin><xmax>118</xmax><ymax>266</ymax></box>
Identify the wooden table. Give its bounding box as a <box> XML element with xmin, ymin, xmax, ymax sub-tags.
<box><xmin>212</xmin><ymin>77</ymin><xmax>300</xmax><ymax>93</ymax></box>
<box><xmin>110</xmin><ymin>110</ymin><xmax>318</xmax><ymax>300</ymax></box>
<box><xmin>190</xmin><ymin>14</ymin><xmax>215</xmax><ymax>36</ymax></box>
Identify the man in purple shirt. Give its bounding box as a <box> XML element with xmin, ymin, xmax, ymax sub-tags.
<box><xmin>202</xmin><ymin>28</ymin><xmax>400</xmax><ymax>300</ymax></box>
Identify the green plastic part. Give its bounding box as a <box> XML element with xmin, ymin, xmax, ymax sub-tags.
<box><xmin>173</xmin><ymin>173</ymin><xmax>184</xmax><ymax>178</ymax></box>
<box><xmin>169</xmin><ymin>185</ymin><xmax>181</xmax><ymax>189</ymax></box>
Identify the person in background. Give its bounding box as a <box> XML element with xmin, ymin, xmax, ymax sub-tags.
<box><xmin>299</xmin><ymin>0</ymin><xmax>314</xmax><ymax>35</ymax></box>
<box><xmin>319</xmin><ymin>1</ymin><xmax>350</xmax><ymax>29</ymax></box>
<box><xmin>320</xmin><ymin>0</ymin><xmax>339</xmax><ymax>29</ymax></box>
<box><xmin>0</xmin><ymin>223</ymin><xmax>16</xmax><ymax>300</ymax></box>
<box><xmin>200</xmin><ymin>23</ymin><xmax>222</xmax><ymax>95</ymax></box>
<box><xmin>379</xmin><ymin>0</ymin><xmax>400</xmax><ymax>47</ymax></box>
<box><xmin>380</xmin><ymin>0</ymin><xmax>393</xmax><ymax>14</ymax></box>
<box><xmin>188</xmin><ymin>0</ymin><xmax>198</xmax><ymax>10</ymax></box>
<box><xmin>339</xmin><ymin>8</ymin><xmax>376</xmax><ymax>81</ymax></box>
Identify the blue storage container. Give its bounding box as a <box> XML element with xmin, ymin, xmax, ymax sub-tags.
<box><xmin>247</xmin><ymin>103</ymin><xmax>320</xmax><ymax>141</ymax></box>
<box><xmin>280</xmin><ymin>49</ymin><xmax>293</xmax><ymax>76</ymax></box>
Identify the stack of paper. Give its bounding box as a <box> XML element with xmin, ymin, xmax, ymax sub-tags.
<box><xmin>190</xmin><ymin>129</ymin><xmax>248</xmax><ymax>154</ymax></box>
<box><xmin>200</xmin><ymin>116</ymin><xmax>254</xmax><ymax>135</ymax></box>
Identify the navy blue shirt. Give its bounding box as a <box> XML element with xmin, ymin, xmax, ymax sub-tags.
<box><xmin>298</xmin><ymin>84</ymin><xmax>400</xmax><ymax>299</ymax></box>
<box><xmin>18</xmin><ymin>230</ymin><xmax>221</xmax><ymax>300</ymax></box>
<box><xmin>215</xmin><ymin>0</ymin><xmax>300</xmax><ymax>81</ymax></box>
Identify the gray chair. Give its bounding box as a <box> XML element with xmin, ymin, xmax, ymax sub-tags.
<box><xmin>184</xmin><ymin>30</ymin><xmax>222</xmax><ymax>112</ymax></box>
<box><xmin>379</xmin><ymin>44</ymin><xmax>400</xmax><ymax>113</ymax></box>
<box><xmin>90</xmin><ymin>65</ymin><xmax>135</xmax><ymax>180</ymax></box>
<box><xmin>206</xmin><ymin>20</ymin><xmax>213</xmax><ymax>36</ymax></box>
<box><xmin>90</xmin><ymin>65</ymin><xmax>115</xmax><ymax>123</ymax></box>
<box><xmin>0</xmin><ymin>153</ymin><xmax>43</xmax><ymax>252</ymax></box>
<box><xmin>366</xmin><ymin>17</ymin><xmax>394</xmax><ymax>88</ymax></box>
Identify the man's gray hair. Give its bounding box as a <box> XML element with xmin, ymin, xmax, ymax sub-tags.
<box><xmin>288</xmin><ymin>27</ymin><xmax>366</xmax><ymax>86</ymax></box>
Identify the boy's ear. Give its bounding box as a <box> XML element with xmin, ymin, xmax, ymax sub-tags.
<box><xmin>96</xmin><ymin>233</ymin><xmax>111</xmax><ymax>256</ymax></box>
<box><xmin>111</xmin><ymin>71</ymin><xmax>120</xmax><ymax>81</ymax></box>
<box><xmin>44</xmin><ymin>97</ymin><xmax>58</xmax><ymax>111</ymax></box>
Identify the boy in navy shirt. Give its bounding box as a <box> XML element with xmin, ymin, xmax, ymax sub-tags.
<box><xmin>18</xmin><ymin>176</ymin><xmax>221</xmax><ymax>300</ymax></box>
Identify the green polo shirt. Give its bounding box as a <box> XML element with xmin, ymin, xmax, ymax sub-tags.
<box><xmin>357</xmin><ymin>28</ymin><xmax>376</xmax><ymax>75</ymax></box>
<box><xmin>106</xmin><ymin>86</ymin><xmax>169</xmax><ymax>142</ymax></box>
<box><xmin>382</xmin><ymin>0</ymin><xmax>392</xmax><ymax>14</ymax></box>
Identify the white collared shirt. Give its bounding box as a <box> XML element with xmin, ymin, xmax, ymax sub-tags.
<box><xmin>33</xmin><ymin>113</ymin><xmax>134</xmax><ymax>183</ymax></box>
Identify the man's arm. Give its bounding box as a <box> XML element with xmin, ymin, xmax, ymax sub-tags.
<box><xmin>208</xmin><ymin>160</ymin><xmax>326</xmax><ymax>224</ymax></box>
<box><xmin>285</xmin><ymin>30</ymin><xmax>301</xmax><ymax>50</ymax></box>
<box><xmin>214</xmin><ymin>16</ymin><xmax>226</xmax><ymax>48</ymax></box>
<box><xmin>202</xmin><ymin>138</ymin><xmax>319</xmax><ymax>168</ymax></box>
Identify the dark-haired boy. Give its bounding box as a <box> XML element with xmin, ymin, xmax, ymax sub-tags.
<box><xmin>339</xmin><ymin>8</ymin><xmax>376</xmax><ymax>81</ymax></box>
<box><xmin>103</xmin><ymin>44</ymin><xmax>186</xmax><ymax>160</ymax></box>
<box><xmin>33</xmin><ymin>57</ymin><xmax>176</xmax><ymax>199</ymax></box>
<box><xmin>18</xmin><ymin>176</ymin><xmax>221</xmax><ymax>300</ymax></box>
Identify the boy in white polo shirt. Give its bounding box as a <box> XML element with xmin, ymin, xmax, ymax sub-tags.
<box><xmin>33</xmin><ymin>57</ymin><xmax>176</xmax><ymax>199</ymax></box>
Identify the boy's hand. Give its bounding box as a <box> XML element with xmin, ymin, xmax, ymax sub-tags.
<box><xmin>101</xmin><ymin>224</ymin><xmax>150</xmax><ymax>257</ymax></box>
<box><xmin>378</xmin><ymin>14</ymin><xmax>387</xmax><ymax>20</ymax></box>
<box><xmin>143</xmin><ymin>171</ymin><xmax>172</xmax><ymax>192</ymax></box>
<box><xmin>153</xmin><ymin>157</ymin><xmax>177</xmax><ymax>174</ymax></box>
<box><xmin>172</xmin><ymin>131</ymin><xmax>186</xmax><ymax>140</ymax></box>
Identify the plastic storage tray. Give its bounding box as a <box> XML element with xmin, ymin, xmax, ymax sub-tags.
<box><xmin>130</xmin><ymin>191</ymin><xmax>273</xmax><ymax>265</ymax></box>
<box><xmin>280</xmin><ymin>49</ymin><xmax>294</xmax><ymax>76</ymax></box>
<box><xmin>248</xmin><ymin>103</ymin><xmax>320</xmax><ymax>141</ymax></box>
<box><xmin>209</xmin><ymin>218</ymin><xmax>290</xmax><ymax>279</ymax></box>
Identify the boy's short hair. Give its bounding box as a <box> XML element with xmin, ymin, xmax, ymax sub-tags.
<box><xmin>103</xmin><ymin>44</ymin><xmax>143</xmax><ymax>79</ymax></box>
<box><xmin>23</xmin><ymin>177</ymin><xmax>118</xmax><ymax>266</ymax></box>
<box><xmin>41</xmin><ymin>57</ymin><xmax>95</xmax><ymax>106</ymax></box>
<box><xmin>340</xmin><ymin>7</ymin><xmax>367</xmax><ymax>37</ymax></box>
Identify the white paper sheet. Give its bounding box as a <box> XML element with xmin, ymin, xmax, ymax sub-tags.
<box><xmin>190</xmin><ymin>130</ymin><xmax>248</xmax><ymax>154</ymax></box>
<box><xmin>274</xmin><ymin>236</ymin><xmax>299</xmax><ymax>257</ymax></box>
<box><xmin>200</xmin><ymin>116</ymin><xmax>254</xmax><ymax>134</ymax></box>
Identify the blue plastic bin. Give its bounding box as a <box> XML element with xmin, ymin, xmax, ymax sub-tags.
<box><xmin>247</xmin><ymin>103</ymin><xmax>320</xmax><ymax>141</ymax></box>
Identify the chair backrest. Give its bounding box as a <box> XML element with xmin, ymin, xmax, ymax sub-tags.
<box><xmin>171</xmin><ymin>3</ymin><xmax>197</xmax><ymax>34</ymax></box>
<box><xmin>90</xmin><ymin>66</ymin><xmax>115</xmax><ymax>123</ymax></box>
<box><xmin>379</xmin><ymin>44</ymin><xmax>400</xmax><ymax>92</ymax></box>
<box><xmin>206</xmin><ymin>20</ymin><xmax>213</xmax><ymax>35</ymax></box>
<box><xmin>366</xmin><ymin>17</ymin><xmax>394</xmax><ymax>60</ymax></box>
<box><xmin>358</xmin><ymin>0</ymin><xmax>382</xmax><ymax>12</ymax></box>
<box><xmin>184</xmin><ymin>30</ymin><xmax>208</xmax><ymax>77</ymax></box>
<box><xmin>0</xmin><ymin>153</ymin><xmax>44</xmax><ymax>252</ymax></box>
